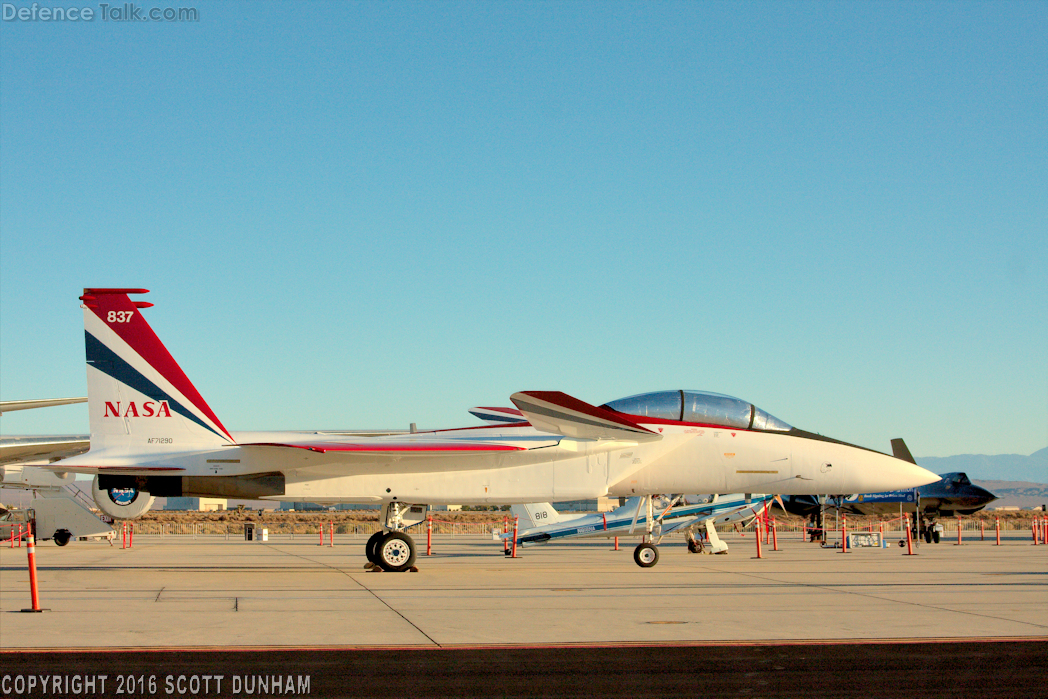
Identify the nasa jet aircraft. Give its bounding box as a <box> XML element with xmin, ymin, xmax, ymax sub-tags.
<box><xmin>508</xmin><ymin>493</ymin><xmax>775</xmax><ymax>566</ymax></box>
<box><xmin>49</xmin><ymin>288</ymin><xmax>938</xmax><ymax>572</ymax></box>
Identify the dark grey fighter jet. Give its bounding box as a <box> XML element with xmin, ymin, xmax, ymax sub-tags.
<box><xmin>778</xmin><ymin>472</ymin><xmax>996</xmax><ymax>543</ymax></box>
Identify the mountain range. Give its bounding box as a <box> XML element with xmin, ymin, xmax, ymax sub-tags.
<box><xmin>916</xmin><ymin>447</ymin><xmax>1046</xmax><ymax>484</ymax></box>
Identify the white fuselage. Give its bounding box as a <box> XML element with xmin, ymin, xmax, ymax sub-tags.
<box><xmin>81</xmin><ymin>422</ymin><xmax>934</xmax><ymax>506</ymax></box>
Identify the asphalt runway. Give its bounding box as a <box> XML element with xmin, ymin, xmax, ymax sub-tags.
<box><xmin>2</xmin><ymin>641</ymin><xmax>1045</xmax><ymax>698</ymax></box>
<box><xmin>1</xmin><ymin>531</ymin><xmax>1045</xmax><ymax>697</ymax></box>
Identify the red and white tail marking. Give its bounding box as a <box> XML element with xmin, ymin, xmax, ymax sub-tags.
<box><xmin>80</xmin><ymin>288</ymin><xmax>234</xmax><ymax>450</ymax></box>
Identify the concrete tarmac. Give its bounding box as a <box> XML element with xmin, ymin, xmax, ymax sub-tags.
<box><xmin>2</xmin><ymin>532</ymin><xmax>1045</xmax><ymax>648</ymax></box>
<box><xmin>1</xmin><ymin>532</ymin><xmax>1045</xmax><ymax>697</ymax></box>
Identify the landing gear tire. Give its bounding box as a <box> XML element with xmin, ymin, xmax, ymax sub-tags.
<box><xmin>365</xmin><ymin>531</ymin><xmax>385</xmax><ymax>564</ymax></box>
<box><xmin>932</xmin><ymin>530</ymin><xmax>941</xmax><ymax>544</ymax></box>
<box><xmin>687</xmin><ymin>540</ymin><xmax>703</xmax><ymax>554</ymax></box>
<box><xmin>634</xmin><ymin>543</ymin><xmax>659</xmax><ymax>568</ymax></box>
<box><xmin>54</xmin><ymin>530</ymin><xmax>71</xmax><ymax>547</ymax></box>
<box><xmin>924</xmin><ymin>529</ymin><xmax>933</xmax><ymax>544</ymax></box>
<box><xmin>377</xmin><ymin>532</ymin><xmax>417</xmax><ymax>572</ymax></box>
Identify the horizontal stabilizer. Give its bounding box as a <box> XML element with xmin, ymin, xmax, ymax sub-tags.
<box><xmin>510</xmin><ymin>391</ymin><xmax>662</xmax><ymax>441</ymax></box>
<box><xmin>891</xmin><ymin>438</ymin><xmax>917</xmax><ymax>464</ymax></box>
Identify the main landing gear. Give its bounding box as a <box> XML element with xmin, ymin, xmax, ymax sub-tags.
<box><xmin>921</xmin><ymin>517</ymin><xmax>943</xmax><ymax>544</ymax></box>
<box><xmin>365</xmin><ymin>530</ymin><xmax>417</xmax><ymax>572</ymax></box>
<box><xmin>364</xmin><ymin>502</ymin><xmax>425</xmax><ymax>572</ymax></box>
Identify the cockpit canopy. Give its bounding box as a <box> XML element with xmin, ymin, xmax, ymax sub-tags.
<box><xmin>601</xmin><ymin>390</ymin><xmax>792</xmax><ymax>432</ymax></box>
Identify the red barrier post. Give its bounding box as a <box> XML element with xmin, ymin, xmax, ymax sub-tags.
<box><xmin>129</xmin><ymin>522</ymin><xmax>134</xmax><ymax>548</ymax></box>
<box><xmin>1032</xmin><ymin>519</ymin><xmax>1039</xmax><ymax>545</ymax></box>
<box><xmin>981</xmin><ymin>519</ymin><xmax>985</xmax><ymax>541</ymax></box>
<box><xmin>904</xmin><ymin>515</ymin><xmax>915</xmax><ymax>555</ymax></box>
<box><xmin>121</xmin><ymin>522</ymin><xmax>127</xmax><ymax>549</ymax></box>
<box><xmin>329</xmin><ymin>522</ymin><xmax>334</xmax><ymax>547</ymax></box>
<box><xmin>22</xmin><ymin>530</ymin><xmax>43</xmax><ymax>612</ymax></box>
<box><xmin>754</xmin><ymin>519</ymin><xmax>763</xmax><ymax>559</ymax></box>
<box><xmin>502</xmin><ymin>516</ymin><xmax>508</xmax><ymax>554</ymax></box>
<box><xmin>995</xmin><ymin>517</ymin><xmax>1001</xmax><ymax>546</ymax></box>
<box><xmin>956</xmin><ymin>516</ymin><xmax>963</xmax><ymax>546</ymax></box>
<box><xmin>840</xmin><ymin>515</ymin><xmax>849</xmax><ymax>553</ymax></box>
<box><xmin>426</xmin><ymin>515</ymin><xmax>432</xmax><ymax>556</ymax></box>
<box><xmin>613</xmin><ymin>536</ymin><xmax>619</xmax><ymax>551</ymax></box>
<box><xmin>771</xmin><ymin>518</ymin><xmax>779</xmax><ymax>552</ymax></box>
<box><xmin>510</xmin><ymin>516</ymin><xmax>519</xmax><ymax>558</ymax></box>
<box><xmin>17</xmin><ymin>524</ymin><xmax>22</xmax><ymax>548</ymax></box>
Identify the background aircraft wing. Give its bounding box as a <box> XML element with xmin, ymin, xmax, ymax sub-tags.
<box><xmin>0</xmin><ymin>436</ymin><xmax>90</xmax><ymax>465</ymax></box>
<box><xmin>0</xmin><ymin>397</ymin><xmax>87</xmax><ymax>413</ymax></box>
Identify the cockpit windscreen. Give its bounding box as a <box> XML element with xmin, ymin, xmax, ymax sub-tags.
<box><xmin>602</xmin><ymin>390</ymin><xmax>792</xmax><ymax>432</ymax></box>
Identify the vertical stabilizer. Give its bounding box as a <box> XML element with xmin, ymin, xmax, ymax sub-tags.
<box><xmin>510</xmin><ymin>502</ymin><xmax>568</xmax><ymax>529</ymax></box>
<box><xmin>79</xmin><ymin>288</ymin><xmax>234</xmax><ymax>452</ymax></box>
<box><xmin>891</xmin><ymin>438</ymin><xmax>917</xmax><ymax>464</ymax></box>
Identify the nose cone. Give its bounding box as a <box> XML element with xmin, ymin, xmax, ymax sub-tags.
<box><xmin>975</xmin><ymin>485</ymin><xmax>996</xmax><ymax>503</ymax></box>
<box><xmin>845</xmin><ymin>451</ymin><xmax>940</xmax><ymax>494</ymax></box>
<box><xmin>909</xmin><ymin>462</ymin><xmax>941</xmax><ymax>488</ymax></box>
<box><xmin>965</xmin><ymin>485</ymin><xmax>998</xmax><ymax>508</ymax></box>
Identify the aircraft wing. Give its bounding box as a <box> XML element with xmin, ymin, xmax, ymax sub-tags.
<box><xmin>236</xmin><ymin>433</ymin><xmax>563</xmax><ymax>469</ymax></box>
<box><xmin>240</xmin><ymin>439</ymin><xmax>542</xmax><ymax>454</ymax></box>
<box><xmin>510</xmin><ymin>391</ymin><xmax>662</xmax><ymax>441</ymax></box>
<box><xmin>0</xmin><ymin>397</ymin><xmax>86</xmax><ymax>413</ymax></box>
<box><xmin>0</xmin><ymin>436</ymin><xmax>90</xmax><ymax>466</ymax></box>
<box><xmin>469</xmin><ymin>407</ymin><xmax>527</xmax><ymax>425</ymax></box>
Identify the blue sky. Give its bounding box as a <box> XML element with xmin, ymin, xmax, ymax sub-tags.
<box><xmin>2</xmin><ymin>1</ymin><xmax>1045</xmax><ymax>459</ymax></box>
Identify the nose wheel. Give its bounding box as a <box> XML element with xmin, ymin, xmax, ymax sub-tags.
<box><xmin>634</xmin><ymin>543</ymin><xmax>659</xmax><ymax>568</ymax></box>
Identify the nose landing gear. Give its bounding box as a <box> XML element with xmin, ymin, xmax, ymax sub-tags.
<box><xmin>631</xmin><ymin>494</ymin><xmax>671</xmax><ymax>568</ymax></box>
<box><xmin>634</xmin><ymin>542</ymin><xmax>659</xmax><ymax>567</ymax></box>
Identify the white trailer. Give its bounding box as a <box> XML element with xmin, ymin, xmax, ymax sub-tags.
<box><xmin>1</xmin><ymin>488</ymin><xmax>114</xmax><ymax>546</ymax></box>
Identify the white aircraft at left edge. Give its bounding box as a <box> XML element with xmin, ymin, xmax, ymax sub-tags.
<box><xmin>45</xmin><ymin>288</ymin><xmax>938</xmax><ymax>571</ymax></box>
